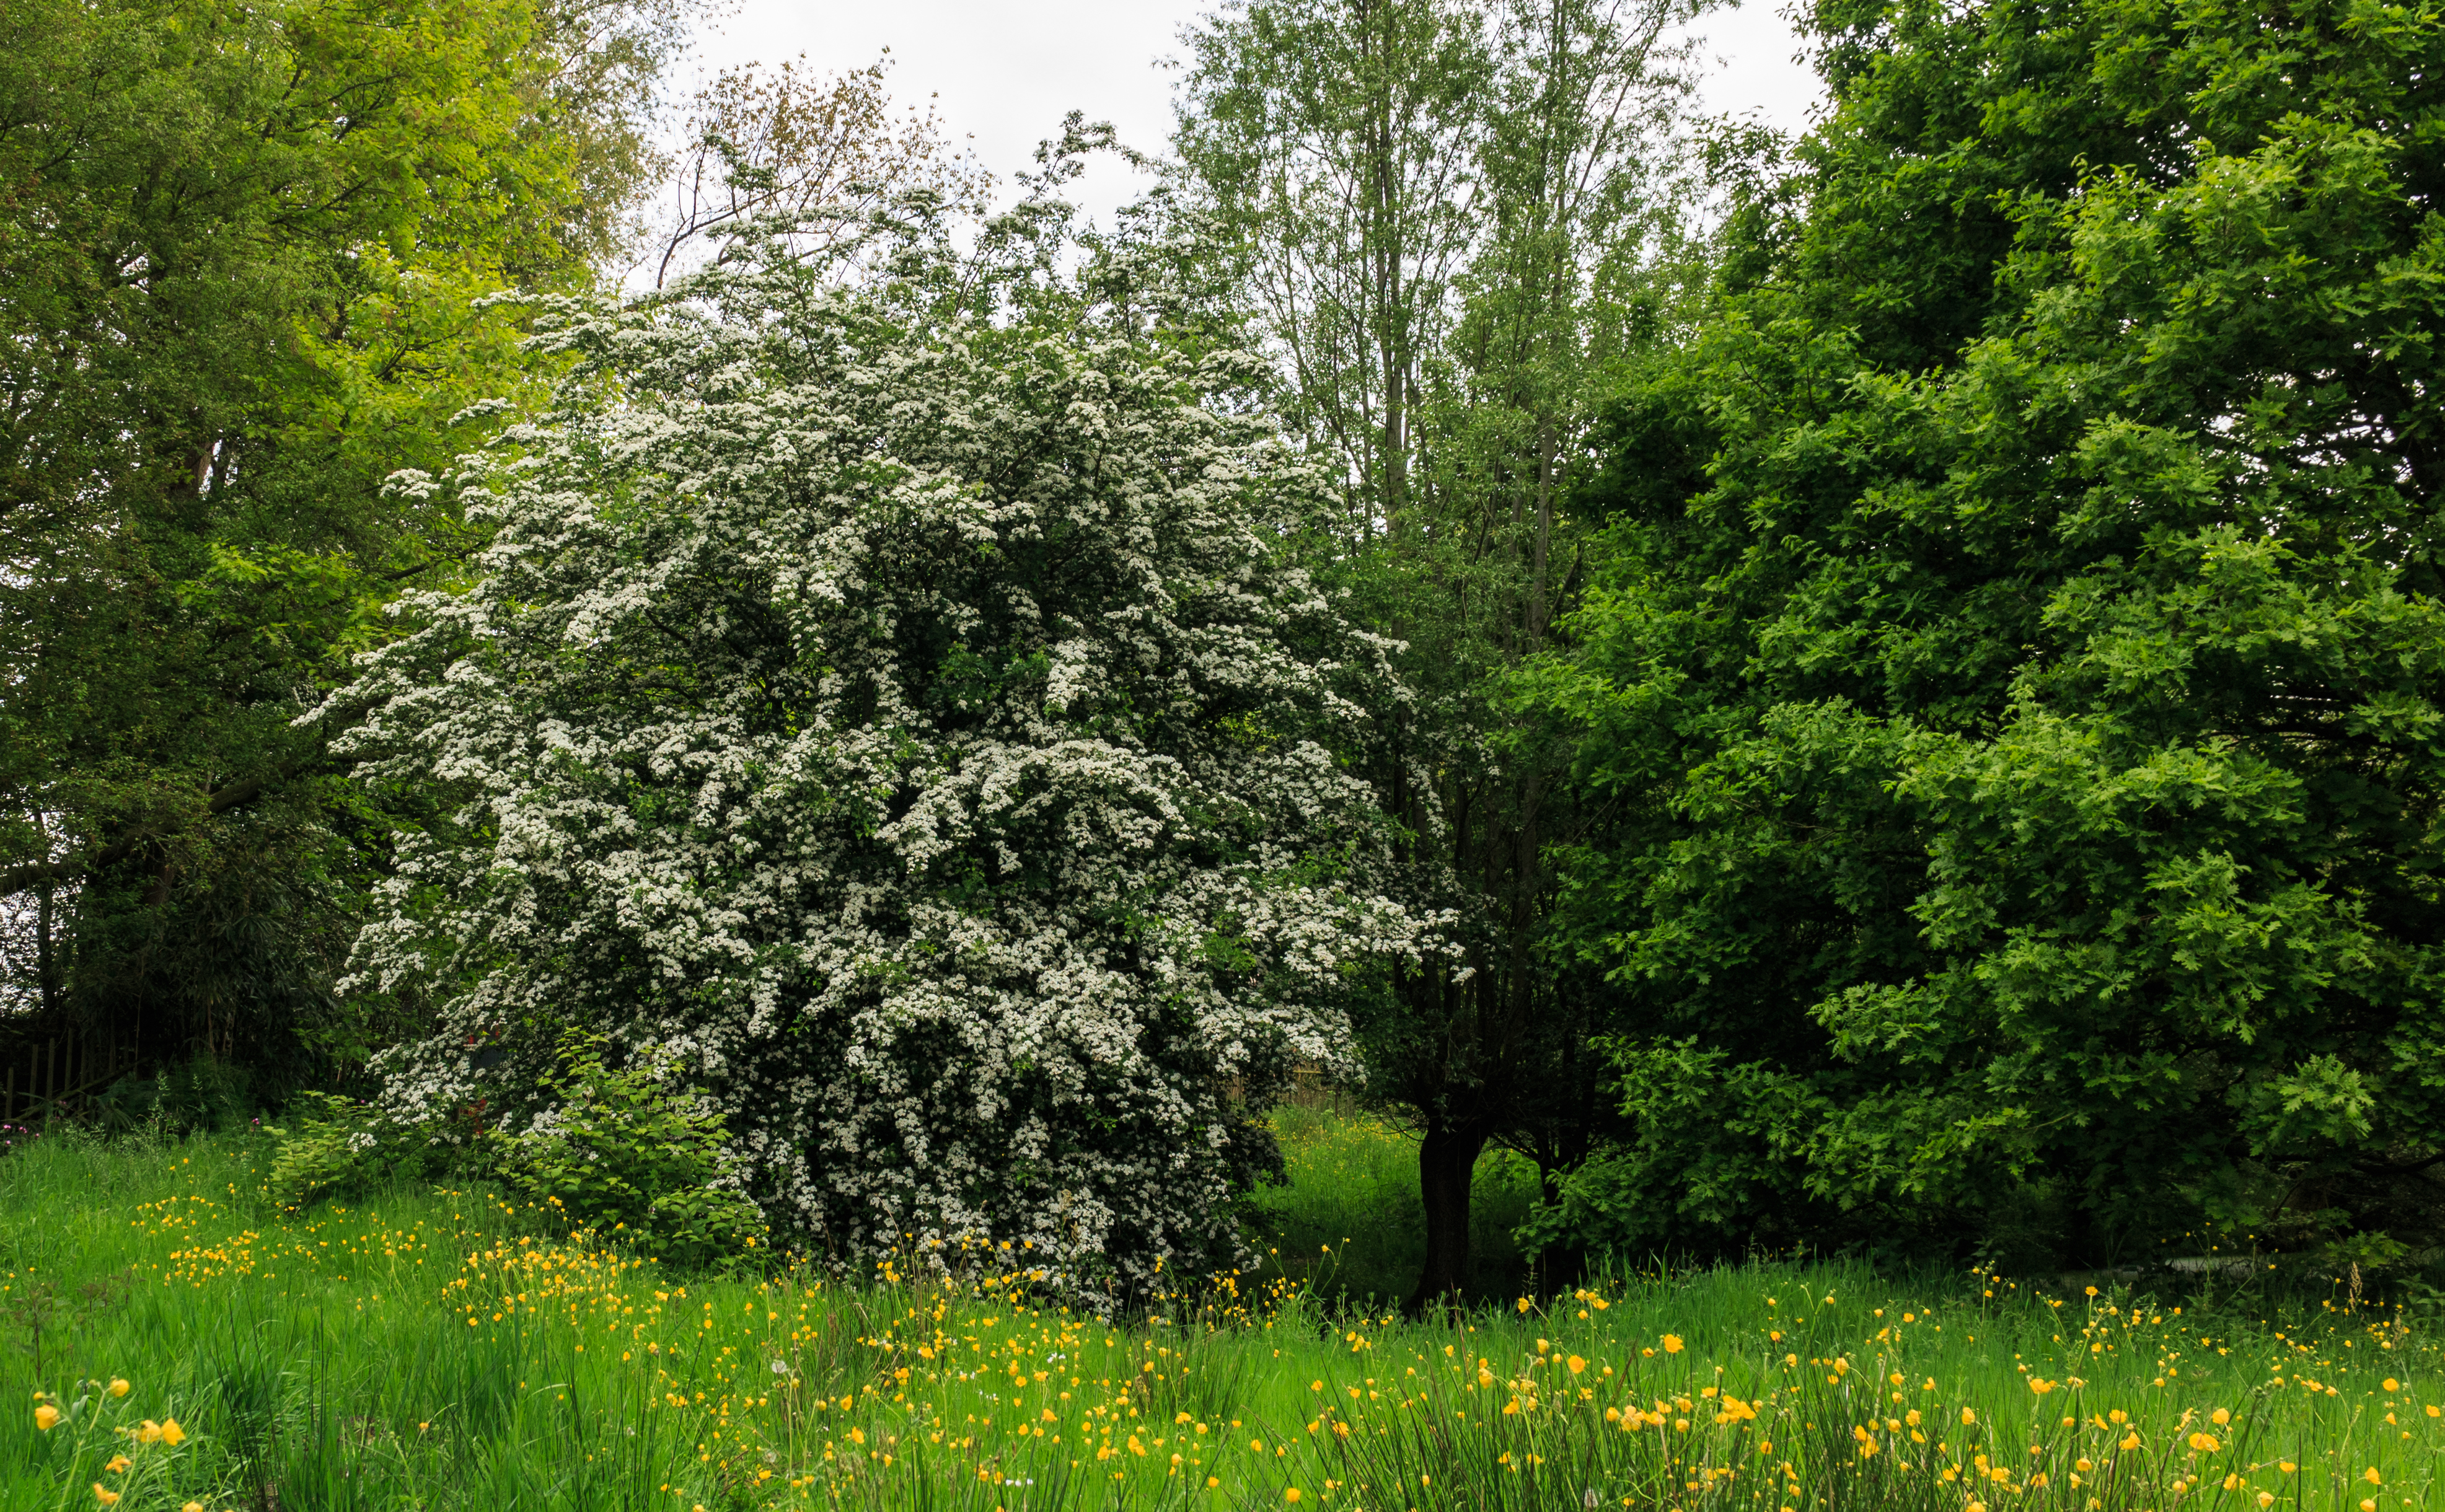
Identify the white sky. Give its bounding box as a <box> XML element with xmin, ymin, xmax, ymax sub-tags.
<box><xmin>685</xmin><ymin>0</ymin><xmax>1825</xmax><ymax>229</ymax></box>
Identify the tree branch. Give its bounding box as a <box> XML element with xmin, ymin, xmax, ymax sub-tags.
<box><xmin>0</xmin><ymin>773</ymin><xmax>276</xmax><ymax>902</ymax></box>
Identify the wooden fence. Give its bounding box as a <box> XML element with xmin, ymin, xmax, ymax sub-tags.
<box><xmin>0</xmin><ymin>1021</ymin><xmax>130</xmax><ymax>1122</ymax></box>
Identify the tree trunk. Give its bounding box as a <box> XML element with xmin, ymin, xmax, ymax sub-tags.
<box><xmin>35</xmin><ymin>873</ymin><xmax>59</xmax><ymax>1019</ymax></box>
<box><xmin>1531</xmin><ymin>1151</ymin><xmax>1587</xmax><ymax>1294</ymax></box>
<box><xmin>1406</xmin><ymin>1115</ymin><xmax>1490</xmax><ymax>1315</ymax></box>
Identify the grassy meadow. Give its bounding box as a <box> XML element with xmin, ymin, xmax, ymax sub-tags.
<box><xmin>4</xmin><ymin>1113</ymin><xmax>2442</xmax><ymax>1512</ymax></box>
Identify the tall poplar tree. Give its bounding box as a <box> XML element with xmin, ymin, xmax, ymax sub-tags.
<box><xmin>1179</xmin><ymin>0</ymin><xmax>1703</xmax><ymax>1307</ymax></box>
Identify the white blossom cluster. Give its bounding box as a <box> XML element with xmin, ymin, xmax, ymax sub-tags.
<box><xmin>322</xmin><ymin>260</ymin><xmax>1442</xmax><ymax>1295</ymax></box>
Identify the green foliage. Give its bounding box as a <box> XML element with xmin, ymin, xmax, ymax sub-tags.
<box><xmin>260</xmin><ymin>1090</ymin><xmax>437</xmax><ymax>1212</ymax></box>
<box><xmin>0</xmin><ymin>0</ymin><xmax>686</xmax><ymax>1081</ymax></box>
<box><xmin>492</xmin><ymin>1035</ymin><xmax>766</xmax><ymax>1270</ymax></box>
<box><xmin>1549</xmin><ymin>0</ymin><xmax>2445</xmax><ymax>1266</ymax></box>
<box><xmin>92</xmin><ymin>1059</ymin><xmax>257</xmax><ymax>1138</ymax></box>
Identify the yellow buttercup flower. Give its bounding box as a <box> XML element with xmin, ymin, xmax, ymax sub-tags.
<box><xmin>1285</xmin><ymin>1491</ymin><xmax>1302</xmax><ymax>1505</ymax></box>
<box><xmin>104</xmin><ymin>1454</ymin><xmax>131</xmax><ymax>1474</ymax></box>
<box><xmin>1662</xmin><ymin>1334</ymin><xmax>1685</xmax><ymax>1355</ymax></box>
<box><xmin>135</xmin><ymin>1421</ymin><xmax>162</xmax><ymax>1445</ymax></box>
<box><xmin>106</xmin><ymin>1379</ymin><xmax>130</xmax><ymax>1399</ymax></box>
<box><xmin>1960</xmin><ymin>1407</ymin><xmax>1976</xmax><ymax>1426</ymax></box>
<box><xmin>35</xmin><ymin>1403</ymin><xmax>60</xmax><ymax>1431</ymax></box>
<box><xmin>159</xmin><ymin>1418</ymin><xmax>187</xmax><ymax>1446</ymax></box>
<box><xmin>93</xmin><ymin>1487</ymin><xmax>120</xmax><ymax>1507</ymax></box>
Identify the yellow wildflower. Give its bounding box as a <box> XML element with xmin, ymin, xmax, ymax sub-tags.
<box><xmin>35</xmin><ymin>1404</ymin><xmax>60</xmax><ymax>1431</ymax></box>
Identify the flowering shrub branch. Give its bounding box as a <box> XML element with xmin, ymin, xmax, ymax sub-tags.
<box><xmin>319</xmin><ymin>221</ymin><xmax>1447</xmax><ymax>1298</ymax></box>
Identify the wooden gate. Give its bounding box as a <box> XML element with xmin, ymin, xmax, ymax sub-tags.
<box><xmin>0</xmin><ymin>1021</ymin><xmax>130</xmax><ymax>1121</ymax></box>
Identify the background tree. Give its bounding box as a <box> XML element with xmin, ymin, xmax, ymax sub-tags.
<box><xmin>1543</xmin><ymin>0</ymin><xmax>2445</xmax><ymax>1272</ymax></box>
<box><xmin>1178</xmin><ymin>0</ymin><xmax>1493</xmax><ymax>530</ymax></box>
<box><xmin>648</xmin><ymin>53</ymin><xmax>992</xmax><ymax>288</ymax></box>
<box><xmin>0</xmin><ymin>0</ymin><xmax>685</xmax><ymax>1084</ymax></box>
<box><xmin>1178</xmin><ymin>0</ymin><xmax>1704</xmax><ymax>1309</ymax></box>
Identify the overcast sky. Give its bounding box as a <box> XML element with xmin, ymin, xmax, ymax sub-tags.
<box><xmin>683</xmin><ymin>0</ymin><xmax>1825</xmax><ymax>228</ymax></box>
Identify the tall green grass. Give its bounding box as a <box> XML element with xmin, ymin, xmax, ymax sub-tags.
<box><xmin>3</xmin><ymin>1115</ymin><xmax>2441</xmax><ymax>1511</ymax></box>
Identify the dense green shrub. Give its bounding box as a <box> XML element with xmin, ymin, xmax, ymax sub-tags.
<box><xmin>93</xmin><ymin>1059</ymin><xmax>256</xmax><ymax>1138</ymax></box>
<box><xmin>491</xmin><ymin>1034</ymin><xmax>766</xmax><ymax>1270</ymax></box>
<box><xmin>262</xmin><ymin>1091</ymin><xmax>439</xmax><ymax>1211</ymax></box>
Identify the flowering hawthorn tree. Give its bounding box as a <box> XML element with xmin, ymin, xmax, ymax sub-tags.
<box><xmin>325</xmin><ymin>236</ymin><xmax>1435</xmax><ymax>1291</ymax></box>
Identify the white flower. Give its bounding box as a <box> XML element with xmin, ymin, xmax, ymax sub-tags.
<box><xmin>321</xmin><ymin>237</ymin><xmax>1437</xmax><ymax>1300</ymax></box>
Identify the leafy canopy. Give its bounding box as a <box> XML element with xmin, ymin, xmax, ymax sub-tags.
<box><xmin>0</xmin><ymin>0</ymin><xmax>685</xmax><ymax>1066</ymax></box>
<box><xmin>1544</xmin><ymin>0</ymin><xmax>2445</xmax><ymax>1265</ymax></box>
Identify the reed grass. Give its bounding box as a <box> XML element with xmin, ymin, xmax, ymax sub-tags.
<box><xmin>2</xmin><ymin>1119</ymin><xmax>2438</xmax><ymax>1511</ymax></box>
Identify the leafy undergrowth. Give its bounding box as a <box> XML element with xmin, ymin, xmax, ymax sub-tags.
<box><xmin>1</xmin><ymin>1126</ymin><xmax>2440</xmax><ymax>1511</ymax></box>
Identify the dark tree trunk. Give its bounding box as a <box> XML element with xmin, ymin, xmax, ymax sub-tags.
<box><xmin>35</xmin><ymin>872</ymin><xmax>59</xmax><ymax>1019</ymax></box>
<box><xmin>1406</xmin><ymin>1117</ymin><xmax>1490</xmax><ymax>1316</ymax></box>
<box><xmin>1531</xmin><ymin>1152</ymin><xmax>1587</xmax><ymax>1295</ymax></box>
